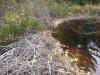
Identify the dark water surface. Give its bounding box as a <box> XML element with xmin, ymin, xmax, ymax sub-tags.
<box><xmin>52</xmin><ymin>18</ymin><xmax>100</xmax><ymax>74</ymax></box>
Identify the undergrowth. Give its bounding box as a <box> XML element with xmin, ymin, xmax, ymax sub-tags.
<box><xmin>0</xmin><ymin>0</ymin><xmax>100</xmax><ymax>43</ymax></box>
<box><xmin>48</xmin><ymin>1</ymin><xmax>100</xmax><ymax>17</ymax></box>
<box><xmin>0</xmin><ymin>12</ymin><xmax>40</xmax><ymax>43</ymax></box>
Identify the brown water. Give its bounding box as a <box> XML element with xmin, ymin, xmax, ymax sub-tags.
<box><xmin>52</xmin><ymin>18</ymin><xmax>100</xmax><ymax>74</ymax></box>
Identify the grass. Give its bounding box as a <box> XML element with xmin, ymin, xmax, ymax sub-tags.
<box><xmin>0</xmin><ymin>0</ymin><xmax>100</xmax><ymax>43</ymax></box>
<box><xmin>49</xmin><ymin>2</ymin><xmax>69</xmax><ymax>17</ymax></box>
<box><xmin>48</xmin><ymin>2</ymin><xmax>100</xmax><ymax>17</ymax></box>
<box><xmin>0</xmin><ymin>12</ymin><xmax>40</xmax><ymax>43</ymax></box>
<box><xmin>0</xmin><ymin>0</ymin><xmax>49</xmax><ymax>44</ymax></box>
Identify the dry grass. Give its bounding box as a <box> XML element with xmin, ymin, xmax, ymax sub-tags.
<box><xmin>49</xmin><ymin>2</ymin><xmax>100</xmax><ymax>17</ymax></box>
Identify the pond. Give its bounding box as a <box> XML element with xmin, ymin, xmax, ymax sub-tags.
<box><xmin>52</xmin><ymin>18</ymin><xmax>100</xmax><ymax>75</ymax></box>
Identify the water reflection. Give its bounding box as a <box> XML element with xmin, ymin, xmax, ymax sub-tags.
<box><xmin>52</xmin><ymin>18</ymin><xmax>100</xmax><ymax>74</ymax></box>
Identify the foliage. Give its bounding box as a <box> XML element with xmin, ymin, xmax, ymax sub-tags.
<box><xmin>49</xmin><ymin>2</ymin><xmax>69</xmax><ymax>17</ymax></box>
<box><xmin>48</xmin><ymin>1</ymin><xmax>100</xmax><ymax>17</ymax></box>
<box><xmin>0</xmin><ymin>0</ymin><xmax>46</xmax><ymax>43</ymax></box>
<box><xmin>0</xmin><ymin>12</ymin><xmax>40</xmax><ymax>43</ymax></box>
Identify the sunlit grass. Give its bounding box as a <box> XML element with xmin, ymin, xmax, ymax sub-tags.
<box><xmin>0</xmin><ymin>12</ymin><xmax>40</xmax><ymax>43</ymax></box>
<box><xmin>49</xmin><ymin>2</ymin><xmax>100</xmax><ymax>17</ymax></box>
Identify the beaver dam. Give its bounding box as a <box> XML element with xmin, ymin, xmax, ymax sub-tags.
<box><xmin>52</xmin><ymin>17</ymin><xmax>100</xmax><ymax>74</ymax></box>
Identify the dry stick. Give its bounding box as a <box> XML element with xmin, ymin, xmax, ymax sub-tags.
<box><xmin>7</xmin><ymin>61</ymin><xmax>8</xmax><ymax>75</ymax></box>
<box><xmin>79</xmin><ymin>30</ymin><xmax>100</xmax><ymax>35</ymax></box>
<box><xmin>47</xmin><ymin>53</ymin><xmax>53</xmax><ymax>75</ymax></box>
<box><xmin>25</xmin><ymin>38</ymin><xmax>36</xmax><ymax>58</ymax></box>
<box><xmin>25</xmin><ymin>37</ymin><xmax>50</xmax><ymax>75</ymax></box>
<box><xmin>48</xmin><ymin>59</ymin><xmax>52</xmax><ymax>75</ymax></box>
<box><xmin>33</xmin><ymin>65</ymin><xmax>72</xmax><ymax>75</ymax></box>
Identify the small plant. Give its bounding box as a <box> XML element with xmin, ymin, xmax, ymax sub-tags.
<box><xmin>0</xmin><ymin>12</ymin><xmax>40</xmax><ymax>43</ymax></box>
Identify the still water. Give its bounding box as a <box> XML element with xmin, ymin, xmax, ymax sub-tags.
<box><xmin>52</xmin><ymin>18</ymin><xmax>100</xmax><ymax>75</ymax></box>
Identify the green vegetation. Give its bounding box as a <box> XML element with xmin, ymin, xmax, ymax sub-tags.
<box><xmin>0</xmin><ymin>0</ymin><xmax>100</xmax><ymax>43</ymax></box>
<box><xmin>48</xmin><ymin>1</ymin><xmax>100</xmax><ymax>17</ymax></box>
<box><xmin>0</xmin><ymin>12</ymin><xmax>40</xmax><ymax>43</ymax></box>
<box><xmin>0</xmin><ymin>0</ymin><xmax>42</xmax><ymax>43</ymax></box>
